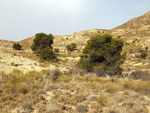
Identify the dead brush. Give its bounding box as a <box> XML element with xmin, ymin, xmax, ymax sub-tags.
<box><xmin>45</xmin><ymin>68</ymin><xmax>61</xmax><ymax>81</ymax></box>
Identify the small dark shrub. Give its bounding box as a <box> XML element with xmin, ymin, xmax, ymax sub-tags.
<box><xmin>140</xmin><ymin>51</ymin><xmax>148</xmax><ymax>59</ymax></box>
<box><xmin>20</xmin><ymin>87</ymin><xmax>29</xmax><ymax>95</ymax></box>
<box><xmin>54</xmin><ymin>48</ymin><xmax>59</xmax><ymax>53</ymax></box>
<box><xmin>66</xmin><ymin>43</ymin><xmax>77</xmax><ymax>51</ymax></box>
<box><xmin>13</xmin><ymin>43</ymin><xmax>22</xmax><ymax>50</ymax></box>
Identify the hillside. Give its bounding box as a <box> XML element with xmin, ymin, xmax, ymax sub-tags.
<box><xmin>0</xmin><ymin>12</ymin><xmax>150</xmax><ymax>113</ymax></box>
<box><xmin>18</xmin><ymin>12</ymin><xmax>150</xmax><ymax>76</ymax></box>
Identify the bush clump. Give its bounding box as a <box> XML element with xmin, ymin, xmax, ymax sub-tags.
<box><xmin>140</xmin><ymin>51</ymin><xmax>148</xmax><ymax>59</ymax></box>
<box><xmin>66</xmin><ymin>43</ymin><xmax>77</xmax><ymax>51</ymax></box>
<box><xmin>40</xmin><ymin>48</ymin><xmax>58</xmax><ymax>62</ymax></box>
<box><xmin>31</xmin><ymin>33</ymin><xmax>57</xmax><ymax>61</ymax></box>
<box><xmin>77</xmin><ymin>34</ymin><xmax>126</xmax><ymax>76</ymax></box>
<box><xmin>13</xmin><ymin>43</ymin><xmax>22</xmax><ymax>50</ymax></box>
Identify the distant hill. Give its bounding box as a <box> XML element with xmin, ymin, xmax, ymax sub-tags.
<box><xmin>19</xmin><ymin>12</ymin><xmax>150</xmax><ymax>50</ymax></box>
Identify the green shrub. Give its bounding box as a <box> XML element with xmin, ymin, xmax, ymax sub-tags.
<box><xmin>40</xmin><ymin>48</ymin><xmax>58</xmax><ymax>61</ymax></box>
<box><xmin>13</xmin><ymin>43</ymin><xmax>22</xmax><ymax>50</ymax></box>
<box><xmin>77</xmin><ymin>34</ymin><xmax>126</xmax><ymax>76</ymax></box>
<box><xmin>66</xmin><ymin>43</ymin><xmax>77</xmax><ymax>51</ymax></box>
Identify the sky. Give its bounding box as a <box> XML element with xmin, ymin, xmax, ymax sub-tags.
<box><xmin>0</xmin><ymin>0</ymin><xmax>150</xmax><ymax>41</ymax></box>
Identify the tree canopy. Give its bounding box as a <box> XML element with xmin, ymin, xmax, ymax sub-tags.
<box><xmin>31</xmin><ymin>33</ymin><xmax>54</xmax><ymax>54</ymax></box>
<box><xmin>77</xmin><ymin>34</ymin><xmax>126</xmax><ymax>76</ymax></box>
<box><xmin>31</xmin><ymin>33</ymin><xmax>57</xmax><ymax>62</ymax></box>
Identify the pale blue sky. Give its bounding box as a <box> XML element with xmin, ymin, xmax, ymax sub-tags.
<box><xmin>0</xmin><ymin>0</ymin><xmax>150</xmax><ymax>41</ymax></box>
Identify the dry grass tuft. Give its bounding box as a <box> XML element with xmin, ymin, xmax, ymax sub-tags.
<box><xmin>26</xmin><ymin>70</ymin><xmax>45</xmax><ymax>80</ymax></box>
<box><xmin>123</xmin><ymin>80</ymin><xmax>150</xmax><ymax>95</ymax></box>
<box><xmin>98</xmin><ymin>93</ymin><xmax>109</xmax><ymax>106</ymax></box>
<box><xmin>10</xmin><ymin>69</ymin><xmax>23</xmax><ymax>76</ymax></box>
<box><xmin>104</xmin><ymin>83</ymin><xmax>121</xmax><ymax>93</ymax></box>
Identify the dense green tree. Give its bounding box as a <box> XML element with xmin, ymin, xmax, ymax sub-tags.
<box><xmin>77</xmin><ymin>34</ymin><xmax>126</xmax><ymax>76</ymax></box>
<box><xmin>31</xmin><ymin>33</ymin><xmax>54</xmax><ymax>54</ymax></box>
<box><xmin>31</xmin><ymin>33</ymin><xmax>57</xmax><ymax>61</ymax></box>
<box><xmin>66</xmin><ymin>43</ymin><xmax>77</xmax><ymax>51</ymax></box>
<box><xmin>13</xmin><ymin>43</ymin><xmax>22</xmax><ymax>50</ymax></box>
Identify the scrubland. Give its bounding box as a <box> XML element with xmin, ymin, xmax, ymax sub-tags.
<box><xmin>0</xmin><ymin>68</ymin><xmax>150</xmax><ymax>113</ymax></box>
<box><xmin>0</xmin><ymin>12</ymin><xmax>150</xmax><ymax>113</ymax></box>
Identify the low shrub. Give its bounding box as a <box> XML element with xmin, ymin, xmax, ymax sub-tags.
<box><xmin>54</xmin><ymin>48</ymin><xmax>59</xmax><ymax>53</ymax></box>
<box><xmin>40</xmin><ymin>48</ymin><xmax>58</xmax><ymax>62</ymax></box>
<box><xmin>66</xmin><ymin>43</ymin><xmax>77</xmax><ymax>51</ymax></box>
<box><xmin>140</xmin><ymin>51</ymin><xmax>148</xmax><ymax>59</ymax></box>
<box><xmin>13</xmin><ymin>43</ymin><xmax>22</xmax><ymax>50</ymax></box>
<box><xmin>46</xmin><ymin>69</ymin><xmax>61</xmax><ymax>81</ymax></box>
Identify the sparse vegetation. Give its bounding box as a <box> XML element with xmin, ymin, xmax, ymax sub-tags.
<box><xmin>77</xmin><ymin>34</ymin><xmax>126</xmax><ymax>76</ymax></box>
<box><xmin>13</xmin><ymin>43</ymin><xmax>22</xmax><ymax>50</ymax></box>
<box><xmin>0</xmin><ymin>69</ymin><xmax>150</xmax><ymax>113</ymax></box>
<box><xmin>1</xmin><ymin>12</ymin><xmax>150</xmax><ymax>113</ymax></box>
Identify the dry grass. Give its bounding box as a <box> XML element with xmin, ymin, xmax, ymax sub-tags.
<box><xmin>98</xmin><ymin>93</ymin><xmax>109</xmax><ymax>106</ymax></box>
<box><xmin>0</xmin><ymin>68</ymin><xmax>150</xmax><ymax>113</ymax></box>
<box><xmin>104</xmin><ymin>82</ymin><xmax>121</xmax><ymax>93</ymax></box>
<box><xmin>123</xmin><ymin>80</ymin><xmax>150</xmax><ymax>95</ymax></box>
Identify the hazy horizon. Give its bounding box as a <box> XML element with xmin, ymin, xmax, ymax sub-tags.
<box><xmin>0</xmin><ymin>0</ymin><xmax>150</xmax><ymax>41</ymax></box>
